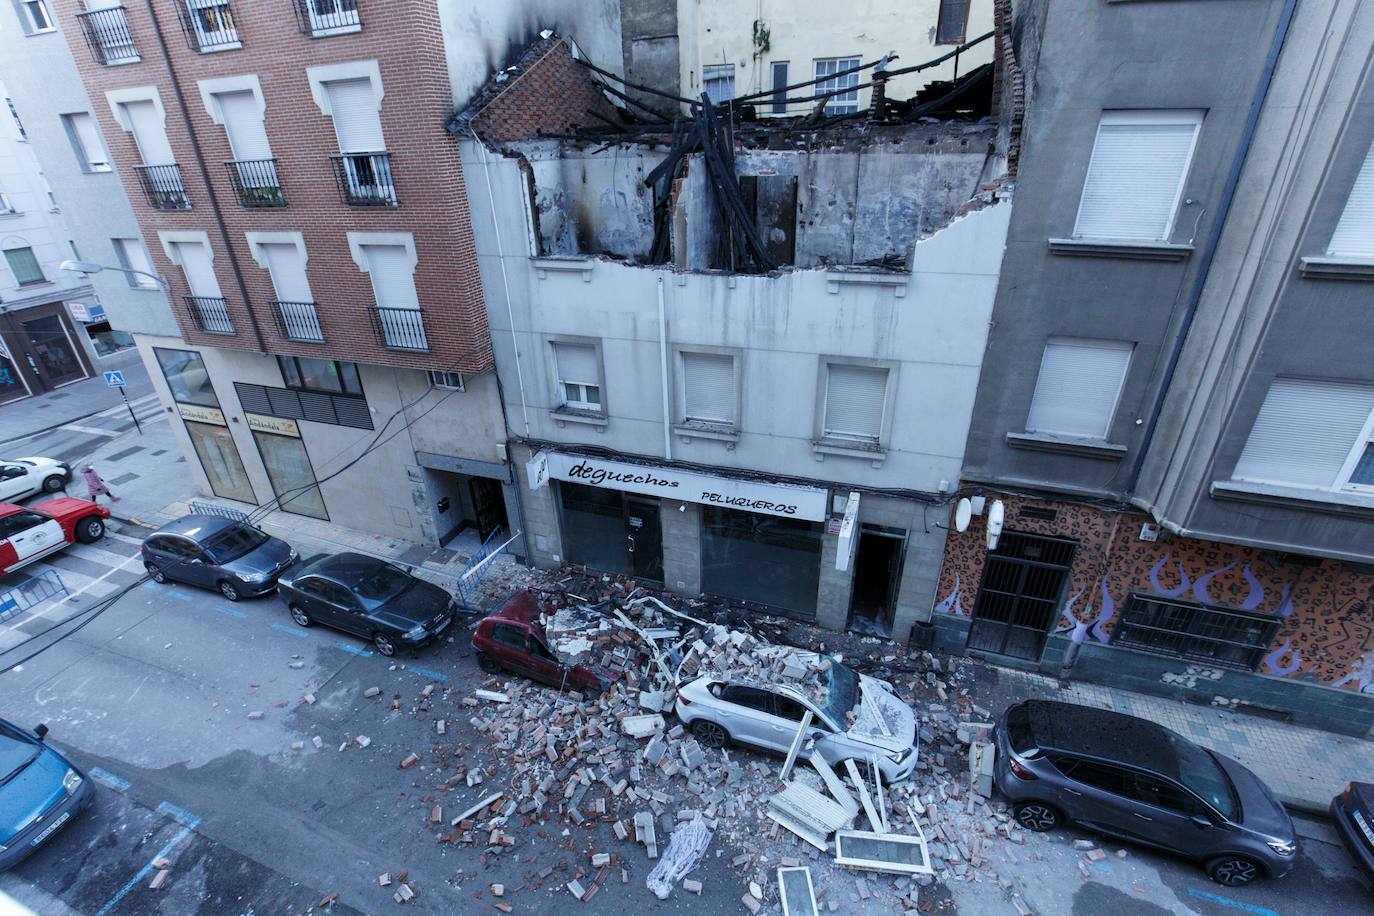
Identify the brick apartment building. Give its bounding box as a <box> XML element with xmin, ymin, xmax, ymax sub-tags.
<box><xmin>52</xmin><ymin>0</ymin><xmax>518</xmax><ymax>549</ymax></box>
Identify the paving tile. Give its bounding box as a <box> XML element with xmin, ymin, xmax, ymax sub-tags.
<box><xmin>105</xmin><ymin>445</ymin><xmax>146</xmax><ymax>462</ymax></box>
<box><xmin>109</xmin><ymin>473</ymin><xmax>139</xmax><ymax>486</ymax></box>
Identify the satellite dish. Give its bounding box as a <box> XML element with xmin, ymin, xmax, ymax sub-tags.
<box><xmin>986</xmin><ymin>500</ymin><xmax>1005</xmax><ymax>551</ymax></box>
<box><xmin>954</xmin><ymin>498</ymin><xmax>973</xmax><ymax>533</ymax></box>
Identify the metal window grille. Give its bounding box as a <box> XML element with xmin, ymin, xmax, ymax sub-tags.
<box><xmin>368</xmin><ymin>305</ymin><xmax>428</xmax><ymax>351</ymax></box>
<box><xmin>292</xmin><ymin>0</ymin><xmax>360</xmax><ymax>36</ymax></box>
<box><xmin>133</xmin><ymin>164</ymin><xmax>190</xmax><ymax>210</ymax></box>
<box><xmin>183</xmin><ymin>295</ymin><xmax>234</xmax><ymax>335</ymax></box>
<box><xmin>76</xmin><ymin>6</ymin><xmax>140</xmax><ymax>65</ymax></box>
<box><xmin>967</xmin><ymin>532</ymin><xmax>1076</xmax><ymax>661</ymax></box>
<box><xmin>272</xmin><ymin>301</ymin><xmax>324</xmax><ymax>343</ymax></box>
<box><xmin>1112</xmin><ymin>594</ymin><xmax>1280</xmax><ymax>672</ymax></box>
<box><xmin>224</xmin><ymin>158</ymin><xmax>285</xmax><ymax>207</ymax></box>
<box><xmin>175</xmin><ymin>0</ymin><xmax>239</xmax><ymax>51</ymax></box>
<box><xmin>330</xmin><ymin>152</ymin><xmax>396</xmax><ymax>207</ymax></box>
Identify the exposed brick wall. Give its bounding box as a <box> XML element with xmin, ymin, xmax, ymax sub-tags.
<box><xmin>461</xmin><ymin>37</ymin><xmax>619</xmax><ymax>144</ymax></box>
<box><xmin>54</xmin><ymin>0</ymin><xmax>493</xmax><ymax>375</ymax></box>
<box><xmin>992</xmin><ymin>0</ymin><xmax>1025</xmax><ymax>179</ymax></box>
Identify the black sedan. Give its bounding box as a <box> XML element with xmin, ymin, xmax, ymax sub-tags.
<box><xmin>1331</xmin><ymin>782</ymin><xmax>1374</xmax><ymax>880</ymax></box>
<box><xmin>277</xmin><ymin>552</ymin><xmax>456</xmax><ymax>656</ymax></box>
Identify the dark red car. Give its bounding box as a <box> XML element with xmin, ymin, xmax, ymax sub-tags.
<box><xmin>470</xmin><ymin>591</ymin><xmax>606</xmax><ymax>695</ymax></box>
<box><xmin>0</xmin><ymin>498</ymin><xmax>110</xmax><ymax>576</ymax></box>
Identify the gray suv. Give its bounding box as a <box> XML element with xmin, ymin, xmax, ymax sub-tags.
<box><xmin>142</xmin><ymin>515</ymin><xmax>296</xmax><ymax>601</ymax></box>
<box><xmin>994</xmin><ymin>700</ymin><xmax>1296</xmax><ymax>886</ymax></box>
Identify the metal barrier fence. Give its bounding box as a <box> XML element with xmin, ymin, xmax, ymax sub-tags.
<box><xmin>0</xmin><ymin>570</ymin><xmax>69</xmax><ymax>623</ymax></box>
<box><xmin>456</xmin><ymin>526</ymin><xmax>519</xmax><ymax>608</ymax></box>
<box><xmin>188</xmin><ymin>500</ymin><xmax>251</xmax><ymax>523</ymax></box>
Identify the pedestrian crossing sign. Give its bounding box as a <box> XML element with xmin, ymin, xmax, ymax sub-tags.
<box><xmin>103</xmin><ymin>370</ymin><xmax>126</xmax><ymax>388</ymax></box>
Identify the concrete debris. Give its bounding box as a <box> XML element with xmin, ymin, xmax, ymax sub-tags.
<box><xmin>622</xmin><ymin>714</ymin><xmax>666</xmax><ymax>738</ymax></box>
<box><xmin>749</xmin><ymin>880</ymin><xmax>763</xmax><ymax>899</ymax></box>
<box><xmin>354</xmin><ymin>735</ymin><xmax>371</xmax><ymax>749</ymax></box>
<box><xmin>312</xmin><ymin>736</ymin><xmax>323</xmax><ymax>749</ymax></box>
<box><xmin>400</xmin><ymin>753</ymin><xmax>419</xmax><ymax>769</ymax></box>
<box><xmin>148</xmin><ymin>869</ymin><xmax>169</xmax><ymax>890</ymax></box>
<box><xmin>302</xmin><ymin>693</ymin><xmax>316</xmax><ymax>705</ymax></box>
<box><xmin>291</xmin><ymin>741</ymin><xmax>304</xmax><ymax>752</ymax></box>
<box><xmin>378</xmin><ymin>873</ymin><xmax>391</xmax><ymax>886</ymax></box>
<box><xmin>394</xmin><ymin>882</ymin><xmax>414</xmax><ymax>903</ymax></box>
<box><xmin>476</xmin><ymin>689</ymin><xmax>511</xmax><ymax>703</ymax></box>
<box><xmin>247</xmin><ymin>711</ymin><xmax>264</xmax><ymax>720</ymax></box>
<box><xmin>683</xmin><ymin>878</ymin><xmax>702</xmax><ymax>894</ymax></box>
<box><xmin>364</xmin><ymin>687</ymin><xmax>382</xmax><ymax>698</ymax></box>
<box><xmin>491</xmin><ymin>883</ymin><xmax>504</xmax><ymax>896</ymax></box>
<box><xmin>742</xmin><ymin>893</ymin><xmax>762</xmax><ymax>914</ymax></box>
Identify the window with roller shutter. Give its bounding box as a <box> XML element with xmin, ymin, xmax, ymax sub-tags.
<box><xmin>553</xmin><ymin>342</ymin><xmax>601</xmax><ymax>411</ymax></box>
<box><xmin>681</xmin><ymin>351</ymin><xmax>736</xmax><ymax>426</ymax></box>
<box><xmin>822</xmin><ymin>363</ymin><xmax>889</xmax><ymax>444</ymax></box>
<box><xmin>61</xmin><ymin>113</ymin><xmax>110</xmax><ymax>172</ymax></box>
<box><xmin>1025</xmin><ymin>338</ymin><xmax>1133</xmax><ymax>440</ymax></box>
<box><xmin>324</xmin><ymin>78</ymin><xmax>383</xmax><ymax>153</ymax></box>
<box><xmin>1073</xmin><ymin>110</ymin><xmax>1203</xmax><ymax>242</ymax></box>
<box><xmin>1231</xmin><ymin>378</ymin><xmax>1374</xmax><ymax>493</ymax></box>
<box><xmin>1327</xmin><ymin>142</ymin><xmax>1374</xmax><ymax>260</ymax></box>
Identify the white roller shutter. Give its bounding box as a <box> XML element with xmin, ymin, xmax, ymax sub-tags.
<box><xmin>216</xmin><ymin>90</ymin><xmax>271</xmax><ymax>161</ymax></box>
<box><xmin>1328</xmin><ymin>144</ymin><xmax>1374</xmax><ymax>259</ymax></box>
<box><xmin>260</xmin><ymin>243</ymin><xmax>312</xmax><ymax>302</ymax></box>
<box><xmin>70</xmin><ymin>113</ymin><xmax>109</xmax><ymax>167</ymax></box>
<box><xmin>554</xmin><ymin>343</ymin><xmax>598</xmax><ymax>385</ymax></box>
<box><xmin>823</xmin><ymin>363</ymin><xmax>888</xmax><ymax>442</ymax></box>
<box><xmin>1233</xmin><ymin>378</ymin><xmax>1374</xmax><ymax>488</ymax></box>
<box><xmin>324</xmin><ymin>78</ymin><xmax>383</xmax><ymax>152</ymax></box>
<box><xmin>682</xmin><ymin>351</ymin><xmax>735</xmax><ymax>424</ymax></box>
<box><xmin>1026</xmin><ymin>337</ymin><xmax>1133</xmax><ymax>439</ymax></box>
<box><xmin>361</xmin><ymin>244</ymin><xmax>418</xmax><ymax>310</ymax></box>
<box><xmin>172</xmin><ymin>240</ymin><xmax>222</xmax><ymax>298</ymax></box>
<box><xmin>1074</xmin><ymin>111</ymin><xmax>1201</xmax><ymax>241</ymax></box>
<box><xmin>122</xmin><ymin>99</ymin><xmax>175</xmax><ymax>165</ymax></box>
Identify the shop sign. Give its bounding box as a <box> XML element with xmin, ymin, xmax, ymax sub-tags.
<box><xmin>545</xmin><ymin>452</ymin><xmax>829</xmax><ymax>521</ymax></box>
<box><xmin>246</xmin><ymin>413</ymin><xmax>301</xmax><ymax>437</ymax></box>
<box><xmin>69</xmin><ymin>302</ymin><xmax>107</xmax><ymax>323</ymax></box>
<box><xmin>178</xmin><ymin>403</ymin><xmax>226</xmax><ymax>426</ymax></box>
<box><xmin>526</xmin><ymin>451</ymin><xmax>550</xmax><ymax>490</ymax></box>
<box><xmin>836</xmin><ymin>491</ymin><xmax>861</xmax><ymax>572</ymax></box>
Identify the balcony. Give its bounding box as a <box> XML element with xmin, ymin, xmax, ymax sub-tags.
<box><xmin>176</xmin><ymin>0</ymin><xmax>241</xmax><ymax>52</ymax></box>
<box><xmin>224</xmin><ymin>159</ymin><xmax>285</xmax><ymax>208</ymax></box>
<box><xmin>133</xmin><ymin>164</ymin><xmax>190</xmax><ymax>210</ymax></box>
<box><xmin>76</xmin><ymin>6</ymin><xmax>140</xmax><ymax>65</ymax></box>
<box><xmin>184</xmin><ymin>296</ymin><xmax>235</xmax><ymax>335</ymax></box>
<box><xmin>273</xmin><ymin>301</ymin><xmax>325</xmax><ymax>343</ymax></box>
<box><xmin>292</xmin><ymin>0</ymin><xmax>361</xmax><ymax>37</ymax></box>
<box><xmin>369</xmin><ymin>306</ymin><xmax>428</xmax><ymax>352</ymax></box>
<box><xmin>330</xmin><ymin>152</ymin><xmax>397</xmax><ymax>208</ymax></box>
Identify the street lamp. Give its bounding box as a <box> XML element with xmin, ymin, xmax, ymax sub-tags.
<box><xmin>59</xmin><ymin>259</ymin><xmax>169</xmax><ymax>290</ymax></box>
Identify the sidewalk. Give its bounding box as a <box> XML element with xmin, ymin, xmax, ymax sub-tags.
<box><xmin>972</xmin><ymin>663</ymin><xmax>1369</xmax><ymax>816</ymax></box>
<box><xmin>0</xmin><ymin>348</ymin><xmax>151</xmax><ymax>445</ymax></box>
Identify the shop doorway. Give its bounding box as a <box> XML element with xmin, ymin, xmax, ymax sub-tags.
<box><xmin>624</xmin><ymin>497</ymin><xmax>663</xmax><ymax>582</ymax></box>
<box><xmin>559</xmin><ymin>482</ymin><xmax>664</xmax><ymax>583</ymax></box>
<box><xmin>846</xmin><ymin>525</ymin><xmax>907</xmax><ymax>636</ymax></box>
<box><xmin>0</xmin><ymin>303</ymin><xmax>90</xmax><ymax>397</ymax></box>
<box><xmin>469</xmin><ymin>477</ymin><xmax>509</xmax><ymax>541</ymax></box>
<box><xmin>967</xmin><ymin>532</ymin><xmax>1075</xmax><ymax>661</ymax></box>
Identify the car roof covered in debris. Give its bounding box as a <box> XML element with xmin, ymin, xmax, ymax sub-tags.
<box><xmin>1025</xmin><ymin>699</ymin><xmax>1181</xmax><ymax>776</ymax></box>
<box><xmin>493</xmin><ymin>589</ymin><xmax>542</xmax><ymax>625</ymax></box>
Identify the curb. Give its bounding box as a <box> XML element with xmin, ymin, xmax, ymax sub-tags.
<box><xmin>1279</xmin><ymin>795</ymin><xmax>1330</xmax><ymax>819</ymax></box>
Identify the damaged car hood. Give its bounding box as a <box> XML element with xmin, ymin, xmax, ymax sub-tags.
<box><xmin>845</xmin><ymin>677</ymin><xmax>917</xmax><ymax>755</ymax></box>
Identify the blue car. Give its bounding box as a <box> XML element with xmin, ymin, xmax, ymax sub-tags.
<box><xmin>0</xmin><ymin>719</ymin><xmax>92</xmax><ymax>870</ymax></box>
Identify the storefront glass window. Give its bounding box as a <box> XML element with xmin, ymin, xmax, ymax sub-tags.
<box><xmin>701</xmin><ymin>506</ymin><xmax>822</xmax><ymax>615</ymax></box>
<box><xmin>185</xmin><ymin>420</ymin><xmax>255</xmax><ymax>504</ymax></box>
<box><xmin>155</xmin><ymin>347</ymin><xmax>220</xmax><ymax>406</ymax></box>
<box><xmin>559</xmin><ymin>483</ymin><xmax>631</xmax><ymax>575</ymax></box>
<box><xmin>278</xmin><ymin>356</ymin><xmax>363</xmax><ymax>396</ymax></box>
<box><xmin>86</xmin><ymin>323</ymin><xmax>135</xmax><ymax>357</ymax></box>
<box><xmin>253</xmin><ymin>432</ymin><xmax>327</xmax><ymax>520</ymax></box>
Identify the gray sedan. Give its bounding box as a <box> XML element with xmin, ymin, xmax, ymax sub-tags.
<box><xmin>141</xmin><ymin>515</ymin><xmax>296</xmax><ymax>601</ymax></box>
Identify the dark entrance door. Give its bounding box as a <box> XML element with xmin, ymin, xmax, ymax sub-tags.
<box><xmin>21</xmin><ymin>313</ymin><xmax>87</xmax><ymax>389</ymax></box>
<box><xmin>468</xmin><ymin>477</ymin><xmax>509</xmax><ymax>541</ymax></box>
<box><xmin>847</xmin><ymin>525</ymin><xmax>906</xmax><ymax>636</ymax></box>
<box><xmin>624</xmin><ymin>497</ymin><xmax>663</xmax><ymax>582</ymax></box>
<box><xmin>967</xmin><ymin>532</ymin><xmax>1075</xmax><ymax>661</ymax></box>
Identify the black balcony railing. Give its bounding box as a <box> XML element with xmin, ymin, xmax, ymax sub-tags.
<box><xmin>175</xmin><ymin>0</ymin><xmax>241</xmax><ymax>52</ymax></box>
<box><xmin>184</xmin><ymin>296</ymin><xmax>235</xmax><ymax>335</ymax></box>
<box><xmin>369</xmin><ymin>306</ymin><xmax>428</xmax><ymax>351</ymax></box>
<box><xmin>273</xmin><ymin>301</ymin><xmax>325</xmax><ymax>342</ymax></box>
<box><xmin>330</xmin><ymin>152</ymin><xmax>397</xmax><ymax>208</ymax></box>
<box><xmin>292</xmin><ymin>0</ymin><xmax>361</xmax><ymax>36</ymax></box>
<box><xmin>224</xmin><ymin>159</ymin><xmax>285</xmax><ymax>208</ymax></box>
<box><xmin>76</xmin><ymin>6</ymin><xmax>140</xmax><ymax>65</ymax></box>
<box><xmin>133</xmin><ymin>164</ymin><xmax>190</xmax><ymax>210</ymax></box>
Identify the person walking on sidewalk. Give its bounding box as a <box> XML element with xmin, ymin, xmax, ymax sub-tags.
<box><xmin>80</xmin><ymin>465</ymin><xmax>120</xmax><ymax>504</ymax></box>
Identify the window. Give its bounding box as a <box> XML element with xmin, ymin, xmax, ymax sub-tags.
<box><xmin>1129</xmin><ymin>775</ymin><xmax>1201</xmax><ymax>817</ymax></box>
<box><xmin>1231</xmin><ymin>377</ymin><xmax>1374</xmax><ymax>492</ymax></box>
<box><xmin>112</xmin><ymin>238</ymin><xmax>159</xmax><ymax>288</ymax></box>
<box><xmin>770</xmin><ymin>62</ymin><xmax>789</xmax><ymax>115</ymax></box>
<box><xmin>3</xmin><ymin>246</ymin><xmax>44</xmax><ymax>285</ymax></box>
<box><xmin>77</xmin><ymin>0</ymin><xmax>140</xmax><ymax>64</ymax></box>
<box><xmin>427</xmin><ymin>370</ymin><xmax>465</xmax><ymax>391</ymax></box>
<box><xmin>681</xmin><ymin>351</ymin><xmax>735</xmax><ymax>426</ymax></box>
<box><xmin>296</xmin><ymin>0</ymin><xmax>361</xmax><ymax>37</ymax></box>
<box><xmin>17</xmin><ymin>1</ymin><xmax>54</xmax><ymax>33</ymax></box>
<box><xmin>492</xmin><ymin>623</ymin><xmax>526</xmax><ymax>651</ymax></box>
<box><xmin>5</xmin><ymin>96</ymin><xmax>26</xmax><ymax>141</ymax></box>
<box><xmin>1113</xmin><ymin>593</ymin><xmax>1282</xmax><ymax>672</ymax></box>
<box><xmin>1025</xmin><ymin>337</ymin><xmax>1133</xmax><ymax>440</ymax></box>
<box><xmin>822</xmin><ymin>363</ymin><xmax>888</xmax><ymax>444</ymax></box>
<box><xmin>278</xmin><ymin>356</ymin><xmax>363</xmax><ymax>397</ymax></box>
<box><xmin>215</xmin><ymin>89</ymin><xmax>272</xmax><ymax>169</ymax></box>
<box><xmin>319</xmin><ymin>73</ymin><xmax>394</xmax><ymax>207</ymax></box>
<box><xmin>720</xmin><ymin>685</ymin><xmax>774</xmax><ymax>714</ymax></box>
<box><xmin>936</xmin><ymin>0</ymin><xmax>970</xmax><ymax>44</ymax></box>
<box><xmin>701</xmin><ymin>507</ymin><xmax>824</xmax><ymax>615</ymax></box>
<box><xmin>703</xmin><ymin>64</ymin><xmax>735</xmax><ymax>105</ymax></box>
<box><xmin>359</xmin><ymin>241</ymin><xmax>425</xmax><ymax>349</ymax></box>
<box><xmin>165</xmin><ymin>234</ymin><xmax>231</xmax><ymax>333</ymax></box>
<box><xmin>771</xmin><ymin>694</ymin><xmax>809</xmax><ymax>723</ymax></box>
<box><xmin>60</xmin><ymin>113</ymin><xmax>112</xmax><ymax>173</ymax></box>
<box><xmin>118</xmin><ymin>97</ymin><xmax>175</xmax><ymax>166</ymax></box>
<box><xmin>813</xmin><ymin>57</ymin><xmax>861</xmax><ymax>115</ymax></box>
<box><xmin>180</xmin><ymin>0</ymin><xmax>239</xmax><ymax>51</ymax></box>
<box><xmin>1327</xmin><ymin>141</ymin><xmax>1374</xmax><ymax>260</ymax></box>
<box><xmin>1073</xmin><ymin>110</ymin><xmax>1203</xmax><ymax>242</ymax></box>
<box><xmin>553</xmin><ymin>342</ymin><xmax>601</xmax><ymax>411</ymax></box>
<box><xmin>154</xmin><ymin>347</ymin><xmax>219</xmax><ymax>406</ymax></box>
<box><xmin>0</xmin><ymin>185</ymin><xmax>13</xmax><ymax>214</ymax></box>
<box><xmin>252</xmin><ymin>427</ymin><xmax>327</xmax><ymax>520</ymax></box>
<box><xmin>1067</xmin><ymin>761</ymin><xmax>1128</xmax><ymax>797</ymax></box>
<box><xmin>169</xmin><ymin>239</ymin><xmax>221</xmax><ymax>298</ymax></box>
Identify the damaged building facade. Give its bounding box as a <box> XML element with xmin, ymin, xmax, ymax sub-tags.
<box><xmin>454</xmin><ymin>23</ymin><xmax>1019</xmax><ymax>641</ymax></box>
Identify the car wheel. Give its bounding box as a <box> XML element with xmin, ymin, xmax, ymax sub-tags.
<box><xmin>476</xmin><ymin>652</ymin><xmax>502</xmax><ymax>674</ymax></box>
<box><xmin>42</xmin><ymin>475</ymin><xmax>65</xmax><ymax>493</ymax></box>
<box><xmin>1207</xmin><ymin>855</ymin><xmax>1261</xmax><ymax>887</ymax></box>
<box><xmin>1013</xmin><ymin>801</ymin><xmax>1061</xmax><ymax>832</ymax></box>
<box><xmin>289</xmin><ymin>604</ymin><xmax>311</xmax><ymax>628</ymax></box>
<box><xmin>75</xmin><ymin>516</ymin><xmax>106</xmax><ymax>543</ymax></box>
<box><xmin>691</xmin><ymin>720</ymin><xmax>729</xmax><ymax>750</ymax></box>
<box><xmin>145</xmin><ymin>562</ymin><xmax>166</xmax><ymax>583</ymax></box>
<box><xmin>219</xmin><ymin>580</ymin><xmax>240</xmax><ymax>601</ymax></box>
<box><xmin>373</xmin><ymin>633</ymin><xmax>396</xmax><ymax>657</ymax></box>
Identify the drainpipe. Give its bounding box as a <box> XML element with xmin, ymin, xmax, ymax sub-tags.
<box><xmin>143</xmin><ymin>0</ymin><xmax>266</xmax><ymax>354</ymax></box>
<box><xmin>1125</xmin><ymin>0</ymin><xmax>1298</xmax><ymax>497</ymax></box>
<box><xmin>657</xmin><ymin>276</ymin><xmax>672</xmax><ymax>461</ymax></box>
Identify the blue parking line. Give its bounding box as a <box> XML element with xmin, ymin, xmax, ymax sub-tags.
<box><xmin>1185</xmin><ymin>887</ymin><xmax>1279</xmax><ymax>916</ymax></box>
<box><xmin>335</xmin><ymin>643</ymin><xmax>374</xmax><ymax>657</ymax></box>
<box><xmin>165</xmin><ymin>591</ymin><xmax>193</xmax><ymax>602</ymax></box>
<box><xmin>406</xmin><ymin>665</ymin><xmax>448</xmax><ymax>683</ymax></box>
<box><xmin>94</xmin><ymin>802</ymin><xmax>201</xmax><ymax>916</ymax></box>
<box><xmin>142</xmin><ymin>582</ymin><xmax>159</xmax><ymax>591</ymax></box>
<box><xmin>271</xmin><ymin>622</ymin><xmax>308</xmax><ymax>638</ymax></box>
<box><xmin>156</xmin><ymin>801</ymin><xmax>200</xmax><ymax>827</ymax></box>
<box><xmin>88</xmin><ymin>767</ymin><xmax>130</xmax><ymax>792</ymax></box>
<box><xmin>214</xmin><ymin>605</ymin><xmax>248</xmax><ymax>620</ymax></box>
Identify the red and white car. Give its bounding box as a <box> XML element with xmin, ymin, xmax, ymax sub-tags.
<box><xmin>0</xmin><ymin>499</ymin><xmax>110</xmax><ymax>576</ymax></box>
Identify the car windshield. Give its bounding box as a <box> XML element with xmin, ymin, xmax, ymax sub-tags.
<box><xmin>344</xmin><ymin>562</ymin><xmax>412</xmax><ymax>605</ymax></box>
<box><xmin>204</xmin><ymin>524</ymin><xmax>270</xmax><ymax>562</ymax></box>
<box><xmin>1166</xmin><ymin>732</ymin><xmax>1237</xmax><ymax>819</ymax></box>
<box><xmin>820</xmin><ymin>659</ymin><xmax>860</xmax><ymax>726</ymax></box>
<box><xmin>0</xmin><ymin>736</ymin><xmax>39</xmax><ymax>788</ymax></box>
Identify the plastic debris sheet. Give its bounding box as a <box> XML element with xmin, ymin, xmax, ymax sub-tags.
<box><xmin>645</xmin><ymin>812</ymin><xmax>712</xmax><ymax>899</ymax></box>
